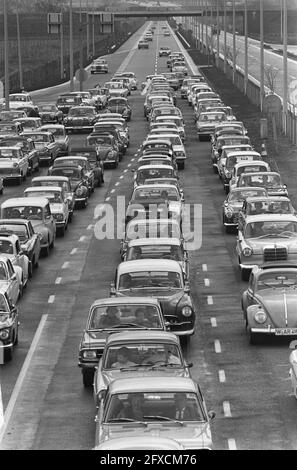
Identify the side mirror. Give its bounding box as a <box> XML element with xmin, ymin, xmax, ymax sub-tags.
<box><xmin>184</xmin><ymin>282</ymin><xmax>190</xmax><ymax>294</ymax></box>
<box><xmin>186</xmin><ymin>362</ymin><xmax>193</xmax><ymax>368</ymax></box>
<box><xmin>208</xmin><ymin>410</ymin><xmax>216</xmax><ymax>421</ymax></box>
<box><xmin>98</xmin><ymin>389</ymin><xmax>107</xmax><ymax>402</ymax></box>
<box><xmin>110</xmin><ymin>282</ymin><xmax>116</xmax><ymax>296</ymax></box>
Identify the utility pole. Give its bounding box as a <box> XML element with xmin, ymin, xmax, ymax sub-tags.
<box><xmin>283</xmin><ymin>0</ymin><xmax>288</xmax><ymax>133</ymax></box>
<box><xmin>92</xmin><ymin>0</ymin><xmax>95</xmax><ymax>58</ymax></box>
<box><xmin>244</xmin><ymin>0</ymin><xmax>248</xmax><ymax>95</ymax></box>
<box><xmin>16</xmin><ymin>0</ymin><xmax>23</xmax><ymax>91</ymax></box>
<box><xmin>86</xmin><ymin>0</ymin><xmax>90</xmax><ymax>60</ymax></box>
<box><xmin>79</xmin><ymin>0</ymin><xmax>84</xmax><ymax>91</ymax></box>
<box><xmin>260</xmin><ymin>0</ymin><xmax>264</xmax><ymax>110</ymax></box>
<box><xmin>210</xmin><ymin>0</ymin><xmax>213</xmax><ymax>58</ymax></box>
<box><xmin>216</xmin><ymin>0</ymin><xmax>219</xmax><ymax>66</ymax></box>
<box><xmin>224</xmin><ymin>0</ymin><xmax>227</xmax><ymax>73</ymax></box>
<box><xmin>205</xmin><ymin>0</ymin><xmax>209</xmax><ymax>63</ymax></box>
<box><xmin>60</xmin><ymin>8</ymin><xmax>64</xmax><ymax>80</ymax></box>
<box><xmin>4</xmin><ymin>0</ymin><xmax>9</xmax><ymax>110</ymax></box>
<box><xmin>232</xmin><ymin>0</ymin><xmax>236</xmax><ymax>84</ymax></box>
<box><xmin>69</xmin><ymin>0</ymin><xmax>74</xmax><ymax>92</ymax></box>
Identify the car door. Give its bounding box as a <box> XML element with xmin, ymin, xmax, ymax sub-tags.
<box><xmin>6</xmin><ymin>260</ymin><xmax>19</xmax><ymax>304</ymax></box>
<box><xmin>28</xmin><ymin>221</ymin><xmax>41</xmax><ymax>261</ymax></box>
<box><xmin>43</xmin><ymin>203</ymin><xmax>56</xmax><ymax>242</ymax></box>
<box><xmin>15</xmin><ymin>238</ymin><xmax>28</xmax><ymax>280</ymax></box>
<box><xmin>61</xmin><ymin>189</ymin><xmax>69</xmax><ymax>221</ymax></box>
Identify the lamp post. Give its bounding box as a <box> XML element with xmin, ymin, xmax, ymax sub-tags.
<box><xmin>260</xmin><ymin>0</ymin><xmax>264</xmax><ymax>110</ymax></box>
<box><xmin>244</xmin><ymin>0</ymin><xmax>248</xmax><ymax>95</ymax></box>
<box><xmin>69</xmin><ymin>0</ymin><xmax>74</xmax><ymax>92</ymax></box>
<box><xmin>86</xmin><ymin>0</ymin><xmax>90</xmax><ymax>60</ymax></box>
<box><xmin>79</xmin><ymin>0</ymin><xmax>84</xmax><ymax>91</ymax></box>
<box><xmin>216</xmin><ymin>0</ymin><xmax>219</xmax><ymax>66</ymax></box>
<box><xmin>92</xmin><ymin>0</ymin><xmax>95</xmax><ymax>58</ymax></box>
<box><xmin>232</xmin><ymin>0</ymin><xmax>236</xmax><ymax>84</ymax></box>
<box><xmin>4</xmin><ymin>0</ymin><xmax>9</xmax><ymax>110</ymax></box>
<box><xmin>16</xmin><ymin>0</ymin><xmax>23</xmax><ymax>91</ymax></box>
<box><xmin>224</xmin><ymin>0</ymin><xmax>227</xmax><ymax>73</ymax></box>
<box><xmin>283</xmin><ymin>0</ymin><xmax>288</xmax><ymax>133</ymax></box>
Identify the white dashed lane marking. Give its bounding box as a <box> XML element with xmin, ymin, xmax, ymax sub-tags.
<box><xmin>110</xmin><ymin>189</ymin><xmax>115</xmax><ymax>194</ymax></box>
<box><xmin>87</xmin><ymin>224</ymin><xmax>94</xmax><ymax>230</ymax></box>
<box><xmin>214</xmin><ymin>340</ymin><xmax>221</xmax><ymax>353</ymax></box>
<box><xmin>105</xmin><ymin>197</ymin><xmax>110</xmax><ymax>202</ymax></box>
<box><xmin>219</xmin><ymin>370</ymin><xmax>226</xmax><ymax>383</ymax></box>
<box><xmin>210</xmin><ymin>317</ymin><xmax>217</xmax><ymax>327</ymax></box>
<box><xmin>202</xmin><ymin>264</ymin><xmax>208</xmax><ymax>271</ymax></box>
<box><xmin>79</xmin><ymin>236</ymin><xmax>86</xmax><ymax>242</ymax></box>
<box><xmin>62</xmin><ymin>262</ymin><xmax>69</xmax><ymax>269</ymax></box>
<box><xmin>48</xmin><ymin>295</ymin><xmax>55</xmax><ymax>304</ymax></box>
<box><xmin>207</xmin><ymin>295</ymin><xmax>213</xmax><ymax>305</ymax></box>
<box><xmin>115</xmin><ymin>182</ymin><xmax>119</xmax><ymax>187</ymax></box>
<box><xmin>55</xmin><ymin>277</ymin><xmax>62</xmax><ymax>285</ymax></box>
<box><xmin>204</xmin><ymin>278</ymin><xmax>210</xmax><ymax>287</ymax></box>
<box><xmin>70</xmin><ymin>248</ymin><xmax>77</xmax><ymax>255</ymax></box>
<box><xmin>223</xmin><ymin>401</ymin><xmax>232</xmax><ymax>417</ymax></box>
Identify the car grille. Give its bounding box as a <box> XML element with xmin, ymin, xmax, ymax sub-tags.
<box><xmin>263</xmin><ymin>247</ymin><xmax>287</xmax><ymax>262</ymax></box>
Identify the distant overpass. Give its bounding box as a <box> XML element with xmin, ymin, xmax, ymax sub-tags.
<box><xmin>80</xmin><ymin>9</ymin><xmax>202</xmax><ymax>18</ymax></box>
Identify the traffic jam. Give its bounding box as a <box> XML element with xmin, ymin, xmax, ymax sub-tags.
<box><xmin>0</xmin><ymin>20</ymin><xmax>296</xmax><ymax>451</ymax></box>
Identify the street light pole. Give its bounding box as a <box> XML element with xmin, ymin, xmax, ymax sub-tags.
<box><xmin>260</xmin><ymin>0</ymin><xmax>264</xmax><ymax>110</ymax></box>
<box><xmin>283</xmin><ymin>0</ymin><xmax>288</xmax><ymax>133</ymax></box>
<box><xmin>69</xmin><ymin>0</ymin><xmax>74</xmax><ymax>92</ymax></box>
<box><xmin>16</xmin><ymin>0</ymin><xmax>23</xmax><ymax>91</ymax></box>
<box><xmin>86</xmin><ymin>0</ymin><xmax>90</xmax><ymax>60</ymax></box>
<box><xmin>216</xmin><ymin>0</ymin><xmax>219</xmax><ymax>66</ymax></box>
<box><xmin>79</xmin><ymin>0</ymin><xmax>84</xmax><ymax>92</ymax></box>
<box><xmin>232</xmin><ymin>0</ymin><xmax>236</xmax><ymax>84</ymax></box>
<box><xmin>60</xmin><ymin>8</ymin><xmax>64</xmax><ymax>80</ymax></box>
<box><xmin>224</xmin><ymin>0</ymin><xmax>227</xmax><ymax>73</ymax></box>
<box><xmin>4</xmin><ymin>0</ymin><xmax>9</xmax><ymax>110</ymax></box>
<box><xmin>244</xmin><ymin>0</ymin><xmax>248</xmax><ymax>95</ymax></box>
<box><xmin>92</xmin><ymin>0</ymin><xmax>95</xmax><ymax>58</ymax></box>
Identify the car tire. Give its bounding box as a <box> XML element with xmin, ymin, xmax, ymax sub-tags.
<box><xmin>43</xmin><ymin>244</ymin><xmax>50</xmax><ymax>257</ymax></box>
<box><xmin>82</xmin><ymin>199</ymin><xmax>88</xmax><ymax>209</ymax></box>
<box><xmin>178</xmin><ymin>162</ymin><xmax>185</xmax><ymax>170</ymax></box>
<box><xmin>82</xmin><ymin>368</ymin><xmax>94</xmax><ymax>387</ymax></box>
<box><xmin>213</xmin><ymin>165</ymin><xmax>218</xmax><ymax>174</ymax></box>
<box><xmin>4</xmin><ymin>347</ymin><xmax>13</xmax><ymax>363</ymax></box>
<box><xmin>28</xmin><ymin>261</ymin><xmax>33</xmax><ymax>279</ymax></box>
<box><xmin>241</xmin><ymin>267</ymin><xmax>251</xmax><ymax>282</ymax></box>
<box><xmin>247</xmin><ymin>326</ymin><xmax>259</xmax><ymax>345</ymax></box>
<box><xmin>33</xmin><ymin>256</ymin><xmax>39</xmax><ymax>269</ymax></box>
<box><xmin>58</xmin><ymin>225</ymin><xmax>65</xmax><ymax>237</ymax></box>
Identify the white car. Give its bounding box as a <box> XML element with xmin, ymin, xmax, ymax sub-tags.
<box><xmin>228</xmin><ymin>157</ymin><xmax>268</xmax><ymax>193</ymax></box>
<box><xmin>289</xmin><ymin>341</ymin><xmax>297</xmax><ymax>399</ymax></box>
<box><xmin>14</xmin><ymin>117</ymin><xmax>42</xmax><ymax>133</ymax></box>
<box><xmin>0</xmin><ymin>234</ymin><xmax>30</xmax><ymax>287</ymax></box>
<box><xmin>0</xmin><ymin>146</ymin><xmax>29</xmax><ymax>184</ymax></box>
<box><xmin>0</xmin><ymin>255</ymin><xmax>21</xmax><ymax>304</ymax></box>
<box><xmin>146</xmin><ymin>133</ymin><xmax>186</xmax><ymax>169</ymax></box>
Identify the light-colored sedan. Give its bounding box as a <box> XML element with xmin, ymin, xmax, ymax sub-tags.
<box><xmin>0</xmin><ymin>255</ymin><xmax>20</xmax><ymax>304</ymax></box>
<box><xmin>0</xmin><ymin>234</ymin><xmax>29</xmax><ymax>287</ymax></box>
<box><xmin>40</xmin><ymin>124</ymin><xmax>69</xmax><ymax>156</ymax></box>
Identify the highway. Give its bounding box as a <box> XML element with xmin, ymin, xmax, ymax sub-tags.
<box><xmin>0</xmin><ymin>20</ymin><xmax>297</xmax><ymax>451</ymax></box>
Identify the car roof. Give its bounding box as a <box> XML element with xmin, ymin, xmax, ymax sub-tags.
<box><xmin>228</xmin><ymin>150</ymin><xmax>261</xmax><ymax>157</ymax></box>
<box><xmin>234</xmin><ymin>160</ymin><xmax>267</xmax><ymax>169</ymax></box>
<box><xmin>240</xmin><ymin>171</ymin><xmax>280</xmax><ymax>177</ymax></box>
<box><xmin>40</xmin><ymin>124</ymin><xmax>64</xmax><ymax>130</ymax></box>
<box><xmin>109</xmin><ymin>377</ymin><xmax>197</xmax><ymax>394</ymax></box>
<box><xmin>128</xmin><ymin>237</ymin><xmax>181</xmax><ymax>247</ymax></box>
<box><xmin>229</xmin><ymin>186</ymin><xmax>267</xmax><ymax>194</ymax></box>
<box><xmin>91</xmin><ymin>297</ymin><xmax>160</xmax><ymax>308</ymax></box>
<box><xmin>118</xmin><ymin>259</ymin><xmax>182</xmax><ymax>274</ymax></box>
<box><xmin>57</xmin><ymin>156</ymin><xmax>88</xmax><ymax>161</ymax></box>
<box><xmin>32</xmin><ymin>176</ymin><xmax>69</xmax><ymax>182</ymax></box>
<box><xmin>245</xmin><ymin>196</ymin><xmax>290</xmax><ymax>203</ymax></box>
<box><xmin>244</xmin><ymin>214</ymin><xmax>297</xmax><ymax>223</ymax></box>
<box><xmin>105</xmin><ymin>330</ymin><xmax>179</xmax><ymax>346</ymax></box>
<box><xmin>24</xmin><ymin>186</ymin><xmax>62</xmax><ymax>193</ymax></box>
<box><xmin>1</xmin><ymin>197</ymin><xmax>49</xmax><ymax>208</ymax></box>
<box><xmin>137</xmin><ymin>164</ymin><xmax>174</xmax><ymax>171</ymax></box>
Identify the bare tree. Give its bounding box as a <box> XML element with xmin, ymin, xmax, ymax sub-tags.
<box><xmin>264</xmin><ymin>65</ymin><xmax>279</xmax><ymax>94</ymax></box>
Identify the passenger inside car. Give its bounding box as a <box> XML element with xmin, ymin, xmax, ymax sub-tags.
<box><xmin>111</xmin><ymin>347</ymin><xmax>136</xmax><ymax>369</ymax></box>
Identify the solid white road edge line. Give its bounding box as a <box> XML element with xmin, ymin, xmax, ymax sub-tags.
<box><xmin>0</xmin><ymin>314</ymin><xmax>48</xmax><ymax>445</ymax></box>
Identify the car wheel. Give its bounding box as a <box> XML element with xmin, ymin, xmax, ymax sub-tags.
<box><xmin>58</xmin><ymin>225</ymin><xmax>65</xmax><ymax>237</ymax></box>
<box><xmin>50</xmin><ymin>236</ymin><xmax>55</xmax><ymax>249</ymax></box>
<box><xmin>247</xmin><ymin>326</ymin><xmax>259</xmax><ymax>345</ymax></box>
<box><xmin>178</xmin><ymin>161</ymin><xmax>185</xmax><ymax>170</ymax></box>
<box><xmin>241</xmin><ymin>267</ymin><xmax>251</xmax><ymax>282</ymax></box>
<box><xmin>180</xmin><ymin>335</ymin><xmax>190</xmax><ymax>349</ymax></box>
<box><xmin>69</xmin><ymin>212</ymin><xmax>73</xmax><ymax>223</ymax></box>
<box><xmin>28</xmin><ymin>261</ymin><xmax>33</xmax><ymax>279</ymax></box>
<box><xmin>82</xmin><ymin>199</ymin><xmax>88</xmax><ymax>209</ymax></box>
<box><xmin>82</xmin><ymin>368</ymin><xmax>94</xmax><ymax>387</ymax></box>
<box><xmin>4</xmin><ymin>346</ymin><xmax>13</xmax><ymax>363</ymax></box>
<box><xmin>213</xmin><ymin>165</ymin><xmax>218</xmax><ymax>174</ymax></box>
<box><xmin>43</xmin><ymin>244</ymin><xmax>50</xmax><ymax>257</ymax></box>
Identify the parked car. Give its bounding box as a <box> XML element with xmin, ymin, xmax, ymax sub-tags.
<box><xmin>22</xmin><ymin>131</ymin><xmax>60</xmax><ymax>165</ymax></box>
<box><xmin>1</xmin><ymin>197</ymin><xmax>56</xmax><ymax>257</ymax></box>
<box><xmin>48</xmin><ymin>165</ymin><xmax>89</xmax><ymax>209</ymax></box>
<box><xmin>0</xmin><ymin>146</ymin><xmax>29</xmax><ymax>184</ymax></box>
<box><xmin>78</xmin><ymin>297</ymin><xmax>168</xmax><ymax>386</ymax></box>
<box><xmin>40</xmin><ymin>125</ymin><xmax>69</xmax><ymax>156</ymax></box>
<box><xmin>38</xmin><ymin>103</ymin><xmax>64</xmax><ymax>124</ymax></box>
<box><xmin>0</xmin><ymin>288</ymin><xmax>19</xmax><ymax>363</ymax></box>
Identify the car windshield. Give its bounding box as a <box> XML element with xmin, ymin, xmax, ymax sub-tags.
<box><xmin>199</xmin><ymin>114</ymin><xmax>225</xmax><ymax>122</ymax></box>
<box><xmin>158</xmin><ymin>118</ymin><xmax>182</xmax><ymax>126</ymax></box>
<box><xmin>126</xmin><ymin>244</ymin><xmax>182</xmax><ymax>261</ymax></box>
<box><xmin>71</xmin><ymin>150</ymin><xmax>97</xmax><ymax>162</ymax></box>
<box><xmin>10</xmin><ymin>95</ymin><xmax>27</xmax><ymax>102</ymax></box>
<box><xmin>103</xmin><ymin>343</ymin><xmax>182</xmax><ymax>369</ymax></box>
<box><xmin>68</xmin><ymin>108</ymin><xmax>94</xmax><ymax>116</ymax></box>
<box><xmin>257</xmin><ymin>271</ymin><xmax>297</xmax><ymax>290</ymax></box>
<box><xmin>0</xmin><ymin>239</ymin><xmax>13</xmax><ymax>254</ymax></box>
<box><xmin>246</xmin><ymin>201</ymin><xmax>292</xmax><ymax>215</ymax></box>
<box><xmin>127</xmin><ymin>222</ymin><xmax>180</xmax><ymax>240</ymax></box>
<box><xmin>0</xmin><ymin>263</ymin><xmax>8</xmax><ymax>281</ymax></box>
<box><xmin>32</xmin><ymin>180</ymin><xmax>66</xmax><ymax>190</ymax></box>
<box><xmin>133</xmin><ymin>187</ymin><xmax>179</xmax><ymax>201</ymax></box>
<box><xmin>109</xmin><ymin>83</ymin><xmax>123</xmax><ymax>90</ymax></box>
<box><xmin>42</xmin><ymin>128</ymin><xmax>64</xmax><ymax>136</ymax></box>
<box><xmin>2</xmin><ymin>206</ymin><xmax>43</xmax><ymax>221</ymax></box>
<box><xmin>245</xmin><ymin>221</ymin><xmax>297</xmax><ymax>238</ymax></box>
<box><xmin>89</xmin><ymin>304</ymin><xmax>162</xmax><ymax>330</ymax></box>
<box><xmin>0</xmin><ymin>149</ymin><xmax>20</xmax><ymax>158</ymax></box>
<box><xmin>118</xmin><ymin>271</ymin><xmax>182</xmax><ymax>290</ymax></box>
<box><xmin>25</xmin><ymin>191</ymin><xmax>62</xmax><ymax>203</ymax></box>
<box><xmin>51</xmin><ymin>168</ymin><xmax>80</xmax><ymax>180</ymax></box>
<box><xmin>57</xmin><ymin>97</ymin><xmax>77</xmax><ymax>104</ymax></box>
<box><xmin>104</xmin><ymin>392</ymin><xmax>204</xmax><ymax>423</ymax></box>
<box><xmin>137</xmin><ymin>169</ymin><xmax>174</xmax><ymax>182</ymax></box>
<box><xmin>88</xmin><ymin>136</ymin><xmax>111</xmax><ymax>146</ymax></box>
<box><xmin>218</xmin><ymin>137</ymin><xmax>249</xmax><ymax>147</ymax></box>
<box><xmin>0</xmin><ymin>293</ymin><xmax>9</xmax><ymax>312</ymax></box>
<box><xmin>25</xmin><ymin>134</ymin><xmax>48</xmax><ymax>142</ymax></box>
<box><xmin>108</xmin><ymin>99</ymin><xmax>127</xmax><ymax>106</ymax></box>
<box><xmin>237</xmin><ymin>165</ymin><xmax>268</xmax><ymax>177</ymax></box>
<box><xmin>239</xmin><ymin>174</ymin><xmax>281</xmax><ymax>187</ymax></box>
<box><xmin>0</xmin><ymin>224</ymin><xmax>28</xmax><ymax>242</ymax></box>
<box><xmin>228</xmin><ymin>189</ymin><xmax>266</xmax><ymax>203</ymax></box>
<box><xmin>55</xmin><ymin>158</ymin><xmax>85</xmax><ymax>168</ymax></box>
<box><xmin>39</xmin><ymin>105</ymin><xmax>56</xmax><ymax>112</ymax></box>
<box><xmin>226</xmin><ymin>154</ymin><xmax>256</xmax><ymax>169</ymax></box>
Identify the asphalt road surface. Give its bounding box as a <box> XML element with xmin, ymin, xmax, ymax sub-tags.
<box><xmin>0</xmin><ymin>21</ymin><xmax>297</xmax><ymax>451</ymax></box>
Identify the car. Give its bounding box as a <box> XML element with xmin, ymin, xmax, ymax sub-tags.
<box><xmin>38</xmin><ymin>103</ymin><xmax>64</xmax><ymax>124</ymax></box>
<box><xmin>48</xmin><ymin>165</ymin><xmax>89</xmax><ymax>209</ymax></box>
<box><xmin>0</xmin><ymin>121</ymin><xmax>24</xmax><ymax>137</ymax></box>
<box><xmin>229</xmin><ymin>159</ymin><xmax>269</xmax><ymax>193</ymax></box>
<box><xmin>63</xmin><ymin>106</ymin><xmax>98</xmax><ymax>133</ymax></box>
<box><xmin>0</xmin><ymin>110</ymin><xmax>27</xmax><ymax>121</ymax></box>
<box><xmin>119</xmin><ymin>72</ymin><xmax>138</xmax><ymax>90</ymax></box>
<box><xmin>238</xmin><ymin>196</ymin><xmax>296</xmax><ymax>232</ymax></box>
<box><xmin>105</xmin><ymin>82</ymin><xmax>129</xmax><ymax>98</ymax></box>
<box><xmin>1</xmin><ymin>197</ymin><xmax>56</xmax><ymax>257</ymax></box>
<box><xmin>95</xmin><ymin>377</ymin><xmax>214</xmax><ymax>449</ymax></box>
<box><xmin>15</xmin><ymin>117</ymin><xmax>42</xmax><ymax>133</ymax></box>
<box><xmin>91</xmin><ymin>126</ymin><xmax>126</xmax><ymax>157</ymax></box>
<box><xmin>31</xmin><ymin>175</ymin><xmax>75</xmax><ymax>221</ymax></box>
<box><xmin>242</xmin><ymin>263</ymin><xmax>297</xmax><ymax>344</ymax></box>
<box><xmin>0</xmin><ymin>255</ymin><xmax>21</xmax><ymax>305</ymax></box>
<box><xmin>138</xmin><ymin>40</ymin><xmax>149</xmax><ymax>49</ymax></box>
<box><xmin>68</xmin><ymin>146</ymin><xmax>104</xmax><ymax>187</ymax></box>
<box><xmin>160</xmin><ymin>48</ymin><xmax>172</xmax><ymax>58</ymax></box>
<box><xmin>91</xmin><ymin>59</ymin><xmax>109</xmax><ymax>74</ymax></box>
<box><xmin>0</xmin><ymin>219</ymin><xmax>41</xmax><ymax>271</ymax></box>
<box><xmin>0</xmin><ymin>135</ymin><xmax>40</xmax><ymax>174</ymax></box>
<box><xmin>111</xmin><ymin>77</ymin><xmax>132</xmax><ymax>95</ymax></box>
<box><xmin>93</xmin><ymin>330</ymin><xmax>192</xmax><ymax>406</ymax></box>
<box><xmin>289</xmin><ymin>340</ymin><xmax>297</xmax><ymax>399</ymax></box>
<box><xmin>7</xmin><ymin>93</ymin><xmax>37</xmax><ymax>112</ymax></box>
<box><xmin>211</xmin><ymin>134</ymin><xmax>251</xmax><ymax>170</ymax></box>
<box><xmin>236</xmin><ymin>214</ymin><xmax>297</xmax><ymax>280</ymax></box>
<box><xmin>111</xmin><ymin>260</ymin><xmax>196</xmax><ymax>341</ymax></box>
<box><xmin>0</xmin><ymin>288</ymin><xmax>19</xmax><ymax>363</ymax></box>
<box><xmin>164</xmin><ymin>30</ymin><xmax>170</xmax><ymax>36</ymax></box>
<box><xmin>217</xmin><ymin>144</ymin><xmax>254</xmax><ymax>182</ymax></box>
<box><xmin>24</xmin><ymin>186</ymin><xmax>69</xmax><ymax>236</ymax></box>
<box><xmin>154</xmin><ymin>115</ymin><xmax>185</xmax><ymax>140</ymax></box>
<box><xmin>96</xmin><ymin>118</ymin><xmax>129</xmax><ymax>146</ymax></box>
<box><xmin>181</xmin><ymin>77</ymin><xmax>205</xmax><ymax>99</ymax></box>
<box><xmin>106</xmin><ymin>98</ymin><xmax>132</xmax><ymax>121</ymax></box>
<box><xmin>40</xmin><ymin>125</ymin><xmax>69</xmax><ymax>156</ymax></box>
<box><xmin>22</xmin><ymin>131</ymin><xmax>60</xmax><ymax>165</ymax></box>
<box><xmin>0</xmin><ymin>232</ymin><xmax>30</xmax><ymax>286</ymax></box>
<box><xmin>146</xmin><ymin>134</ymin><xmax>186</xmax><ymax>169</ymax></box>
<box><xmin>133</xmin><ymin>164</ymin><xmax>177</xmax><ymax>188</ymax></box>
<box><xmin>0</xmin><ymin>146</ymin><xmax>29</xmax><ymax>184</ymax></box>
<box><xmin>124</xmin><ymin>237</ymin><xmax>189</xmax><ymax>277</ymax></box>
<box><xmin>88</xmin><ymin>88</ymin><xmax>108</xmax><ymax>111</ymax></box>
<box><xmin>222</xmin><ymin>187</ymin><xmax>268</xmax><ymax>234</ymax></box>
<box><xmin>70</xmin><ymin>91</ymin><xmax>96</xmax><ymax>107</ymax></box>
<box><xmin>237</xmin><ymin>172</ymin><xmax>289</xmax><ymax>197</ymax></box>
<box><xmin>94</xmin><ymin>436</ymin><xmax>185</xmax><ymax>450</ymax></box>
<box><xmin>56</xmin><ymin>94</ymin><xmax>83</xmax><ymax>115</ymax></box>
<box><xmin>78</xmin><ymin>297</ymin><xmax>168</xmax><ymax>386</ymax></box>
<box><xmin>196</xmin><ymin>112</ymin><xmax>227</xmax><ymax>141</ymax></box>
<box><xmin>86</xmin><ymin>133</ymin><xmax>120</xmax><ymax>168</ymax></box>
<box><xmin>50</xmin><ymin>156</ymin><xmax>95</xmax><ymax>194</ymax></box>
<box><xmin>206</xmin><ymin>105</ymin><xmax>235</xmax><ymax>121</ymax></box>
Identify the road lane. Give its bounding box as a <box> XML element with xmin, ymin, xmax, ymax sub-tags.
<box><xmin>1</xmin><ymin>21</ymin><xmax>297</xmax><ymax>450</ymax></box>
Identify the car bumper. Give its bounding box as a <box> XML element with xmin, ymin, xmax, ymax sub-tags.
<box><xmin>170</xmin><ymin>326</ymin><xmax>195</xmax><ymax>336</ymax></box>
<box><xmin>0</xmin><ymin>172</ymin><xmax>22</xmax><ymax>180</ymax></box>
<box><xmin>0</xmin><ymin>340</ymin><xmax>13</xmax><ymax>349</ymax></box>
<box><xmin>75</xmin><ymin>196</ymin><xmax>88</xmax><ymax>203</ymax></box>
<box><xmin>250</xmin><ymin>326</ymin><xmax>297</xmax><ymax>335</ymax></box>
<box><xmin>224</xmin><ymin>221</ymin><xmax>238</xmax><ymax>227</ymax></box>
<box><xmin>240</xmin><ymin>263</ymin><xmax>258</xmax><ymax>271</ymax></box>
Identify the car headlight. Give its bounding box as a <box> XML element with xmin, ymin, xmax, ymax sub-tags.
<box><xmin>107</xmin><ymin>151</ymin><xmax>114</xmax><ymax>160</ymax></box>
<box><xmin>0</xmin><ymin>329</ymin><xmax>10</xmax><ymax>340</ymax></box>
<box><xmin>76</xmin><ymin>187</ymin><xmax>84</xmax><ymax>196</ymax></box>
<box><xmin>176</xmin><ymin>151</ymin><xmax>184</xmax><ymax>157</ymax></box>
<box><xmin>224</xmin><ymin>207</ymin><xmax>233</xmax><ymax>218</ymax></box>
<box><xmin>225</xmin><ymin>170</ymin><xmax>231</xmax><ymax>178</ymax></box>
<box><xmin>54</xmin><ymin>214</ymin><xmax>64</xmax><ymax>222</ymax></box>
<box><xmin>243</xmin><ymin>247</ymin><xmax>253</xmax><ymax>257</ymax></box>
<box><xmin>181</xmin><ymin>306</ymin><xmax>192</xmax><ymax>317</ymax></box>
<box><xmin>254</xmin><ymin>308</ymin><xmax>267</xmax><ymax>324</ymax></box>
<box><xmin>82</xmin><ymin>350</ymin><xmax>97</xmax><ymax>359</ymax></box>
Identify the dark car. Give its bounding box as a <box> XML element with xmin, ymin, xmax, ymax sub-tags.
<box><xmin>0</xmin><ymin>219</ymin><xmax>41</xmax><ymax>271</ymax></box>
<box><xmin>86</xmin><ymin>133</ymin><xmax>120</xmax><ymax>168</ymax></box>
<box><xmin>38</xmin><ymin>104</ymin><xmax>64</xmax><ymax>124</ymax></box>
<box><xmin>48</xmin><ymin>165</ymin><xmax>89</xmax><ymax>208</ymax></box>
<box><xmin>56</xmin><ymin>94</ymin><xmax>83</xmax><ymax>115</ymax></box>
<box><xmin>0</xmin><ymin>135</ymin><xmax>40</xmax><ymax>174</ymax></box>
<box><xmin>138</xmin><ymin>40</ymin><xmax>149</xmax><ymax>49</ymax></box>
<box><xmin>90</xmin><ymin>126</ymin><xmax>126</xmax><ymax>158</ymax></box>
<box><xmin>0</xmin><ymin>288</ymin><xmax>19</xmax><ymax>363</ymax></box>
<box><xmin>106</xmin><ymin>98</ymin><xmax>132</xmax><ymax>121</ymax></box>
<box><xmin>21</xmin><ymin>131</ymin><xmax>60</xmax><ymax>165</ymax></box>
<box><xmin>63</xmin><ymin>106</ymin><xmax>98</xmax><ymax>133</ymax></box>
<box><xmin>69</xmin><ymin>146</ymin><xmax>104</xmax><ymax>187</ymax></box>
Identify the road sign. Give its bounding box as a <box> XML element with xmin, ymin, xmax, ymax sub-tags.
<box><xmin>289</xmin><ymin>79</ymin><xmax>297</xmax><ymax>106</ymax></box>
<box><xmin>48</xmin><ymin>13</ymin><xmax>62</xmax><ymax>34</ymax></box>
<box><xmin>0</xmin><ymin>81</ymin><xmax>3</xmax><ymax>100</ymax></box>
<box><xmin>263</xmin><ymin>94</ymin><xmax>282</xmax><ymax>114</ymax></box>
<box><xmin>75</xmin><ymin>69</ymin><xmax>88</xmax><ymax>82</ymax></box>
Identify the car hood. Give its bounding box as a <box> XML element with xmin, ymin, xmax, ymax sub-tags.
<box><xmin>100</xmin><ymin>422</ymin><xmax>212</xmax><ymax>449</ymax></box>
<box><xmin>50</xmin><ymin>203</ymin><xmax>64</xmax><ymax>213</ymax></box>
<box><xmin>254</xmin><ymin>290</ymin><xmax>297</xmax><ymax>327</ymax></box>
<box><xmin>116</xmin><ymin>289</ymin><xmax>186</xmax><ymax>314</ymax></box>
<box><xmin>82</xmin><ymin>328</ymin><xmax>159</xmax><ymax>348</ymax></box>
<box><xmin>96</xmin><ymin>146</ymin><xmax>112</xmax><ymax>157</ymax></box>
<box><xmin>247</xmin><ymin>238</ymin><xmax>297</xmax><ymax>250</ymax></box>
<box><xmin>101</xmin><ymin>368</ymin><xmax>187</xmax><ymax>388</ymax></box>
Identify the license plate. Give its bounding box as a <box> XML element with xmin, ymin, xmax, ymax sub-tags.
<box><xmin>275</xmin><ymin>328</ymin><xmax>297</xmax><ymax>336</ymax></box>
